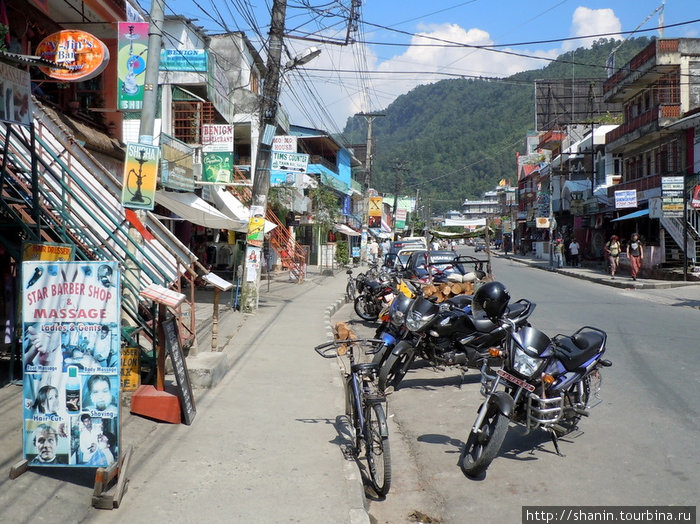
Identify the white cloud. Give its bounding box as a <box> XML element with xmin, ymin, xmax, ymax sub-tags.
<box><xmin>563</xmin><ymin>7</ymin><xmax>622</xmax><ymax>50</ymax></box>
<box><xmin>282</xmin><ymin>9</ymin><xmax>620</xmax><ymax>132</ymax></box>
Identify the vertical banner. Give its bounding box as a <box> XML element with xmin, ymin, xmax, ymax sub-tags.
<box><xmin>117</xmin><ymin>22</ymin><xmax>149</xmax><ymax>111</ymax></box>
<box><xmin>245</xmin><ymin>246</ymin><xmax>261</xmax><ymax>281</ymax></box>
<box><xmin>395</xmin><ymin>209</ymin><xmax>407</xmax><ymax>230</ymax></box>
<box><xmin>22</xmin><ymin>261</ymin><xmax>121</xmax><ymax>467</ymax></box>
<box><xmin>122</xmin><ymin>142</ymin><xmax>159</xmax><ymax>210</ymax></box>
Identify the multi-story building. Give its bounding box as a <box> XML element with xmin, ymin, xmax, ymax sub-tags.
<box><xmin>603</xmin><ymin>38</ymin><xmax>700</xmax><ymax>271</ymax></box>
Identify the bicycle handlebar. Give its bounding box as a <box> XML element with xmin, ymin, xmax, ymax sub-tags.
<box><xmin>314</xmin><ymin>338</ymin><xmax>386</xmax><ymax>358</ymax></box>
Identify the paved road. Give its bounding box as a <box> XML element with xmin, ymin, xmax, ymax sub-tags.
<box><xmin>340</xmin><ymin>251</ymin><xmax>700</xmax><ymax>523</ymax></box>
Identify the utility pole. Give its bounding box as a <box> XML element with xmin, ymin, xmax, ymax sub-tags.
<box><xmin>241</xmin><ymin>0</ymin><xmax>287</xmax><ymax>312</ymax></box>
<box><xmin>410</xmin><ymin>188</ymin><xmax>419</xmax><ymax>236</ymax></box>
<box><xmin>357</xmin><ymin>111</ymin><xmax>384</xmax><ymax>263</ymax></box>
<box><xmin>391</xmin><ymin>160</ymin><xmax>406</xmax><ymax>239</ymax></box>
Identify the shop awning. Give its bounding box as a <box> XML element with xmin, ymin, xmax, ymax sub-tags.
<box><xmin>611</xmin><ymin>209</ymin><xmax>649</xmax><ymax>222</ymax></box>
<box><xmin>155</xmin><ymin>191</ymin><xmax>247</xmax><ymax>231</ymax></box>
<box><xmin>334</xmin><ymin>223</ymin><xmax>360</xmax><ymax>236</ymax></box>
<box><xmin>210</xmin><ymin>187</ymin><xmax>277</xmax><ymax>233</ymax></box>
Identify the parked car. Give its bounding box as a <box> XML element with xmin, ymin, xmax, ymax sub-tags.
<box><xmin>400</xmin><ymin>250</ymin><xmax>464</xmax><ymax>283</ymax></box>
<box><xmin>384</xmin><ymin>239</ymin><xmax>425</xmax><ymax>268</ymax></box>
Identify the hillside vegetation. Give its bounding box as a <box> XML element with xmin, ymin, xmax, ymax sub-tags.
<box><xmin>342</xmin><ymin>37</ymin><xmax>651</xmax><ymax>213</ymax></box>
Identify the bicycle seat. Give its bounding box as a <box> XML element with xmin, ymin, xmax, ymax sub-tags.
<box><xmin>351</xmin><ymin>362</ymin><xmax>379</xmax><ymax>374</ymax></box>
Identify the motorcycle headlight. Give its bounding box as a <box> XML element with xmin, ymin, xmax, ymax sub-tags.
<box><xmin>405</xmin><ymin>310</ymin><xmax>435</xmax><ymax>332</ymax></box>
<box><xmin>512</xmin><ymin>347</ymin><xmax>542</xmax><ymax>377</ymax></box>
<box><xmin>390</xmin><ymin>309</ymin><xmax>405</xmax><ymax>327</ymax></box>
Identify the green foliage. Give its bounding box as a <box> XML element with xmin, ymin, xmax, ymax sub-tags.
<box><xmin>335</xmin><ymin>239</ymin><xmax>350</xmax><ymax>265</ymax></box>
<box><xmin>309</xmin><ymin>184</ymin><xmax>341</xmax><ymax>237</ymax></box>
<box><xmin>343</xmin><ymin>38</ymin><xmax>651</xmax><ymax>214</ymax></box>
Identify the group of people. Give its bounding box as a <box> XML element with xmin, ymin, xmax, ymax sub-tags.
<box><xmin>604</xmin><ymin>233</ymin><xmax>644</xmax><ymax>280</ymax></box>
<box><xmin>367</xmin><ymin>238</ymin><xmax>391</xmax><ymax>264</ymax></box>
<box><xmin>552</xmin><ymin>238</ymin><xmax>581</xmax><ymax>268</ymax></box>
<box><xmin>552</xmin><ymin>233</ymin><xmax>645</xmax><ymax>280</ymax></box>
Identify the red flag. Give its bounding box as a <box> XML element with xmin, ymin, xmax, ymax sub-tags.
<box><xmin>125</xmin><ymin>209</ymin><xmax>155</xmax><ymax>241</ymax></box>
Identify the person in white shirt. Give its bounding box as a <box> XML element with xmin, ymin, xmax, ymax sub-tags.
<box><xmin>568</xmin><ymin>239</ymin><xmax>580</xmax><ymax>267</ymax></box>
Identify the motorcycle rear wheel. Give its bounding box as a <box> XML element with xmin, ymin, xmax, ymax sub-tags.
<box><xmin>354</xmin><ymin>294</ymin><xmax>379</xmax><ymax>321</ymax></box>
<box><xmin>378</xmin><ymin>347</ymin><xmax>414</xmax><ymax>391</ymax></box>
<box><xmin>459</xmin><ymin>408</ymin><xmax>508</xmax><ymax>478</ymax></box>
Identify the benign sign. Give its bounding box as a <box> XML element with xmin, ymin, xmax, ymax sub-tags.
<box><xmin>35</xmin><ymin>30</ymin><xmax>110</xmax><ymax>82</ymax></box>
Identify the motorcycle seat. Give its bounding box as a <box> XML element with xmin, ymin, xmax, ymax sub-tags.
<box><xmin>553</xmin><ymin>331</ymin><xmax>605</xmax><ymax>371</ymax></box>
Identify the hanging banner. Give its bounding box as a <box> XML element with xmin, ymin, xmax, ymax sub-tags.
<box><xmin>122</xmin><ymin>143</ymin><xmax>159</xmax><ymax>210</ymax></box>
<box><xmin>246</xmin><ymin>206</ymin><xmax>265</xmax><ymax>248</ymax></box>
<box><xmin>202</xmin><ymin>151</ymin><xmax>233</xmax><ymax>184</ymax></box>
<box><xmin>117</xmin><ymin>22</ymin><xmax>149</xmax><ymax>111</ymax></box>
<box><xmin>22</xmin><ymin>261</ymin><xmax>121</xmax><ymax>467</ymax></box>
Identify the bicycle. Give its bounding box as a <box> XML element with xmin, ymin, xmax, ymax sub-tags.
<box><xmin>314</xmin><ymin>338</ymin><xmax>392</xmax><ymax>496</ymax></box>
<box><xmin>345</xmin><ymin>268</ymin><xmax>356</xmax><ymax>301</ymax></box>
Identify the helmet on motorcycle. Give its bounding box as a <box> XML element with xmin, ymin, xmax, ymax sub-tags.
<box><xmin>472</xmin><ymin>281</ymin><xmax>510</xmax><ymax>319</ymax></box>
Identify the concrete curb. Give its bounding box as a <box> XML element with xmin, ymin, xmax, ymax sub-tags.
<box><xmin>325</xmin><ymin>293</ymin><xmax>371</xmax><ymax>524</ymax></box>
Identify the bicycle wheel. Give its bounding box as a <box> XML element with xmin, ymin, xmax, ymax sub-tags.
<box><xmin>364</xmin><ymin>402</ymin><xmax>391</xmax><ymax>496</ymax></box>
<box><xmin>346</xmin><ymin>280</ymin><xmax>356</xmax><ymax>300</ymax></box>
<box><xmin>345</xmin><ymin>376</ymin><xmax>362</xmax><ymax>450</ymax></box>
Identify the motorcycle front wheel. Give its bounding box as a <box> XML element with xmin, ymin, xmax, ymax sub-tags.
<box><xmin>354</xmin><ymin>294</ymin><xmax>379</xmax><ymax>321</ymax></box>
<box><xmin>459</xmin><ymin>407</ymin><xmax>508</xmax><ymax>478</ymax></box>
<box><xmin>378</xmin><ymin>345</ymin><xmax>415</xmax><ymax>391</ymax></box>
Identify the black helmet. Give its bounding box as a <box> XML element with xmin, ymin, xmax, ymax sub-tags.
<box><xmin>472</xmin><ymin>281</ymin><xmax>510</xmax><ymax>319</ymax></box>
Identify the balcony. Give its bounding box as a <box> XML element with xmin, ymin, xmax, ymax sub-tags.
<box><xmin>605</xmin><ymin>104</ymin><xmax>680</xmax><ymax>152</ymax></box>
<box><xmin>603</xmin><ymin>40</ymin><xmax>679</xmax><ymax>103</ymax></box>
<box><xmin>606</xmin><ymin>174</ymin><xmax>661</xmax><ymax>199</ymax></box>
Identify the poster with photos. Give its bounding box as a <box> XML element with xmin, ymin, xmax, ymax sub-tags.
<box><xmin>21</xmin><ymin>261</ymin><xmax>121</xmax><ymax>467</ymax></box>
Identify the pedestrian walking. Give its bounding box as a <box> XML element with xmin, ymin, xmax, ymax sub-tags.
<box><xmin>568</xmin><ymin>238</ymin><xmax>580</xmax><ymax>267</ymax></box>
<box><xmin>604</xmin><ymin>235</ymin><xmax>621</xmax><ymax>278</ymax></box>
<box><xmin>553</xmin><ymin>238</ymin><xmax>564</xmax><ymax>268</ymax></box>
<box><xmin>626</xmin><ymin>233</ymin><xmax>644</xmax><ymax>280</ymax></box>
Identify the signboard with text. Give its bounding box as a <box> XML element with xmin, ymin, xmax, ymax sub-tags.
<box><xmin>21</xmin><ymin>261</ymin><xmax>121</xmax><ymax>467</ymax></box>
<box><xmin>117</xmin><ymin>23</ymin><xmax>148</xmax><ymax>111</ymax></box>
<box><xmin>662</xmin><ymin>176</ymin><xmax>684</xmax><ymax>217</ymax></box>
<box><xmin>614</xmin><ymin>189</ymin><xmax>637</xmax><ymax>209</ymax></box>
<box><xmin>122</xmin><ymin>143</ymin><xmax>159</xmax><ymax>210</ymax></box>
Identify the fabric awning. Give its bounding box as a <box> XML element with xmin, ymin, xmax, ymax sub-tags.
<box><xmin>211</xmin><ymin>187</ymin><xmax>277</xmax><ymax>233</ymax></box>
<box><xmin>155</xmin><ymin>191</ymin><xmax>247</xmax><ymax>231</ymax></box>
<box><xmin>334</xmin><ymin>223</ymin><xmax>360</xmax><ymax>236</ymax></box>
<box><xmin>611</xmin><ymin>209</ymin><xmax>650</xmax><ymax>222</ymax></box>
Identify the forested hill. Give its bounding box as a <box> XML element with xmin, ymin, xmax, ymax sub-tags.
<box><xmin>342</xmin><ymin>37</ymin><xmax>651</xmax><ymax>213</ymax></box>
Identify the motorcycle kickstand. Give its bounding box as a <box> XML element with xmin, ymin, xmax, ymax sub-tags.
<box><xmin>548</xmin><ymin>429</ymin><xmax>564</xmax><ymax>457</ymax></box>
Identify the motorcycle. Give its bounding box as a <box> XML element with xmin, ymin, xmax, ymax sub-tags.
<box><xmin>353</xmin><ymin>273</ymin><xmax>399</xmax><ymax>322</ymax></box>
<box><xmin>377</xmin><ymin>285</ymin><xmax>535</xmax><ymax>392</ymax></box>
<box><xmin>459</xmin><ymin>320</ymin><xmax>611</xmax><ymax>478</ymax></box>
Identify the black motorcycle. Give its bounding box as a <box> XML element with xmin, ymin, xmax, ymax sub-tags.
<box><xmin>378</xmin><ymin>282</ymin><xmax>535</xmax><ymax>391</ymax></box>
<box><xmin>459</xmin><ymin>287</ymin><xmax>611</xmax><ymax>477</ymax></box>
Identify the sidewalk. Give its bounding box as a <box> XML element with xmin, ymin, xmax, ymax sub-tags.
<box><xmin>0</xmin><ymin>266</ymin><xmax>367</xmax><ymax>524</ymax></box>
<box><xmin>500</xmin><ymin>251</ymin><xmax>700</xmax><ymax>290</ymax></box>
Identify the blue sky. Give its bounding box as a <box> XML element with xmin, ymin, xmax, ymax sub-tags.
<box><xmin>147</xmin><ymin>0</ymin><xmax>699</xmax><ymax>131</ymax></box>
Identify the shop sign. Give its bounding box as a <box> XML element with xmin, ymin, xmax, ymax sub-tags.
<box><xmin>117</xmin><ymin>23</ymin><xmax>149</xmax><ymax>111</ymax></box>
<box><xmin>0</xmin><ymin>62</ymin><xmax>32</xmax><ymax>125</ymax></box>
<box><xmin>614</xmin><ymin>189</ymin><xmax>637</xmax><ymax>209</ymax></box>
<box><xmin>161</xmin><ymin>134</ymin><xmax>195</xmax><ymax>191</ymax></box>
<box><xmin>21</xmin><ymin>261</ymin><xmax>121</xmax><ymax>467</ymax></box>
<box><xmin>202</xmin><ymin>124</ymin><xmax>234</xmax><ymax>153</ymax></box>
<box><xmin>22</xmin><ymin>242</ymin><xmax>74</xmax><ymax>262</ymax></box>
<box><xmin>160</xmin><ymin>49</ymin><xmax>207</xmax><ymax>72</ymax></box>
<box><xmin>121</xmin><ymin>143</ymin><xmax>160</xmax><ymax>210</ymax></box>
<box><xmin>35</xmin><ymin>31</ymin><xmax>109</xmax><ymax>82</ymax></box>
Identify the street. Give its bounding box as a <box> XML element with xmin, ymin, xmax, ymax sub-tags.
<box><xmin>342</xmin><ymin>249</ymin><xmax>700</xmax><ymax>524</ymax></box>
